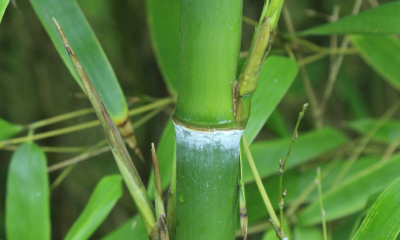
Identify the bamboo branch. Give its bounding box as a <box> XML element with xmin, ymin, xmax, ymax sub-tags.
<box><xmin>52</xmin><ymin>18</ymin><xmax>156</xmax><ymax>234</ymax></box>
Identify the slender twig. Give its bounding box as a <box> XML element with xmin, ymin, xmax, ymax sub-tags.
<box><xmin>282</xmin><ymin>4</ymin><xmax>322</xmax><ymax>129</ymax></box>
<box><xmin>128</xmin><ymin>98</ymin><xmax>173</xmax><ymax>116</ymax></box>
<box><xmin>53</xmin><ymin>18</ymin><xmax>157</xmax><ymax>233</ymax></box>
<box><xmin>316</xmin><ymin>167</ymin><xmax>327</xmax><ymax>240</ymax></box>
<box><xmin>329</xmin><ymin>6</ymin><xmax>340</xmax><ymax>71</ymax></box>
<box><xmin>284</xmin><ymin>0</ymin><xmax>365</xmax><ymax>128</ymax></box>
<box><xmin>151</xmin><ymin>143</ymin><xmax>166</xmax><ymax>219</ymax></box>
<box><xmin>290</xmin><ymin>37</ymin><xmax>324</xmax><ymax>52</ymax></box>
<box><xmin>284</xmin><ymin>44</ymin><xmax>295</xmax><ymax>60</ymax></box>
<box><xmin>242</xmin><ymin>135</ymin><xmax>280</xmax><ymax>229</ymax></box>
<box><xmin>48</xmin><ymin>145</ymin><xmax>110</xmax><ymax>172</ymax></box>
<box><xmin>319</xmin><ymin>0</ymin><xmax>364</xmax><ymax>114</ymax></box>
<box><xmin>27</xmin><ymin>108</ymin><xmax>94</xmax><ymax>129</ymax></box>
<box><xmin>0</xmin><ymin>98</ymin><xmax>171</xmax><ymax>149</ymax></box>
<box><xmin>278</xmin><ymin>103</ymin><xmax>308</xmax><ymax>235</ymax></box>
<box><xmin>50</xmin><ymin>165</ymin><xmax>74</xmax><ymax>190</ymax></box>
<box><xmin>285</xmin><ymin>156</ymin><xmax>341</xmax><ymax>218</ymax></box>
<box><xmin>305</xmin><ymin>9</ymin><xmax>335</xmax><ymax>22</ymax></box>
<box><xmin>333</xmin><ymin>100</ymin><xmax>400</xmax><ymax>185</ymax></box>
<box><xmin>151</xmin><ymin>143</ymin><xmax>170</xmax><ymax>240</ymax></box>
<box><xmin>367</xmin><ymin>0</ymin><xmax>379</xmax><ymax>7</ymax></box>
<box><xmin>242</xmin><ymin>16</ymin><xmax>257</xmax><ymax>27</ymax></box>
<box><xmin>132</xmin><ymin>108</ymin><xmax>164</xmax><ymax>129</ymax></box>
<box><xmin>47</xmin><ymin>108</ymin><xmax>163</xmax><ymax>172</ymax></box>
<box><xmin>297</xmin><ymin>48</ymin><xmax>358</xmax><ymax>67</ymax></box>
<box><xmin>380</xmin><ymin>131</ymin><xmax>400</xmax><ymax>163</ymax></box>
<box><xmin>2</xmin><ymin>145</ymin><xmax>86</xmax><ymax>153</ymax></box>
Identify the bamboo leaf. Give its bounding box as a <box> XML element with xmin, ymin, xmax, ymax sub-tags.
<box><xmin>265</xmin><ymin>109</ymin><xmax>291</xmax><ymax>137</ymax></box>
<box><xmin>351</xmin><ymin>35</ymin><xmax>400</xmax><ymax>91</ymax></box>
<box><xmin>52</xmin><ymin>19</ymin><xmax>156</xmax><ymax>233</ymax></box>
<box><xmin>30</xmin><ymin>0</ymin><xmax>144</xmax><ymax>159</ymax></box>
<box><xmin>146</xmin><ymin>0</ymin><xmax>180</xmax><ymax>95</ymax></box>
<box><xmin>298</xmin><ymin>157</ymin><xmax>379</xmax><ymax>201</ymax></box>
<box><xmin>101</xmin><ymin>215</ymin><xmax>148</xmax><ymax>240</ymax></box>
<box><xmin>243</xmin><ymin>128</ymin><xmax>349</xmax><ymax>183</ymax></box>
<box><xmin>0</xmin><ymin>118</ymin><xmax>23</xmax><ymax>141</ymax></box>
<box><xmin>299</xmin><ymin>153</ymin><xmax>400</xmax><ymax>225</ymax></box>
<box><xmin>29</xmin><ymin>0</ymin><xmax>129</xmax><ymax>125</ymax></box>
<box><xmin>347</xmin><ymin>118</ymin><xmax>400</xmax><ymax>143</ymax></box>
<box><xmin>262</xmin><ymin>229</ymin><xmax>279</xmax><ymax>240</ymax></box>
<box><xmin>245</xmin><ymin>169</ymin><xmax>300</xmax><ymax>224</ymax></box>
<box><xmin>244</xmin><ymin>56</ymin><xmax>298</xmax><ymax>144</ymax></box>
<box><xmin>294</xmin><ymin>226</ymin><xmax>323</xmax><ymax>240</ymax></box>
<box><xmin>0</xmin><ymin>0</ymin><xmax>9</xmax><ymax>23</ymax></box>
<box><xmin>5</xmin><ymin>142</ymin><xmax>50</xmax><ymax>240</ymax></box>
<box><xmin>299</xmin><ymin>2</ymin><xmax>400</xmax><ymax>35</ymax></box>
<box><xmin>64</xmin><ymin>175</ymin><xmax>123</xmax><ymax>240</ymax></box>
<box><xmin>352</xmin><ymin>177</ymin><xmax>400</xmax><ymax>240</ymax></box>
<box><xmin>245</xmin><ymin>157</ymin><xmax>379</xmax><ymax>225</ymax></box>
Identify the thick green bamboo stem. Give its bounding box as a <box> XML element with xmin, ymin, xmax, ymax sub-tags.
<box><xmin>174</xmin><ymin>122</ymin><xmax>243</xmax><ymax>239</ymax></box>
<box><xmin>174</xmin><ymin>0</ymin><xmax>243</xmax><ymax>129</ymax></box>
<box><xmin>173</xmin><ymin>0</ymin><xmax>243</xmax><ymax>238</ymax></box>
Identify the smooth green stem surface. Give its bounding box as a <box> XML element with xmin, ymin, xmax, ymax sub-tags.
<box><xmin>174</xmin><ymin>122</ymin><xmax>243</xmax><ymax>239</ymax></box>
<box><xmin>173</xmin><ymin>0</ymin><xmax>244</xmax><ymax>238</ymax></box>
<box><xmin>174</xmin><ymin>0</ymin><xmax>243</xmax><ymax>128</ymax></box>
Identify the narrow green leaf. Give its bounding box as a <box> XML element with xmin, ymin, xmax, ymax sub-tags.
<box><xmin>101</xmin><ymin>215</ymin><xmax>148</xmax><ymax>240</ymax></box>
<box><xmin>352</xmin><ymin>177</ymin><xmax>400</xmax><ymax>240</ymax></box>
<box><xmin>6</xmin><ymin>142</ymin><xmax>50</xmax><ymax>240</ymax></box>
<box><xmin>147</xmin><ymin>120</ymin><xmax>176</xmax><ymax>199</ymax></box>
<box><xmin>347</xmin><ymin>192</ymin><xmax>381</xmax><ymax>239</ymax></box>
<box><xmin>298</xmin><ymin>157</ymin><xmax>379</xmax><ymax>201</ymax></box>
<box><xmin>29</xmin><ymin>0</ymin><xmax>128</xmax><ymax>124</ymax></box>
<box><xmin>265</xmin><ymin>109</ymin><xmax>290</xmax><ymax>137</ymax></box>
<box><xmin>52</xmin><ymin>19</ymin><xmax>156</xmax><ymax>233</ymax></box>
<box><xmin>245</xmin><ymin>157</ymin><xmax>376</xmax><ymax>225</ymax></box>
<box><xmin>64</xmin><ymin>175</ymin><xmax>123</xmax><ymax>240</ymax></box>
<box><xmin>299</xmin><ymin>2</ymin><xmax>400</xmax><ymax>35</ymax></box>
<box><xmin>294</xmin><ymin>226</ymin><xmax>323</xmax><ymax>240</ymax></box>
<box><xmin>347</xmin><ymin>118</ymin><xmax>400</xmax><ymax>143</ymax></box>
<box><xmin>351</xmin><ymin>35</ymin><xmax>400</xmax><ymax>91</ymax></box>
<box><xmin>262</xmin><ymin>229</ymin><xmax>279</xmax><ymax>240</ymax></box>
<box><xmin>0</xmin><ymin>118</ymin><xmax>23</xmax><ymax>141</ymax></box>
<box><xmin>243</xmin><ymin>128</ymin><xmax>349</xmax><ymax>183</ymax></box>
<box><xmin>333</xmin><ymin>213</ymin><xmax>360</xmax><ymax>240</ymax></box>
<box><xmin>244</xmin><ymin>56</ymin><xmax>298</xmax><ymax>144</ymax></box>
<box><xmin>146</xmin><ymin>0</ymin><xmax>180</xmax><ymax>95</ymax></box>
<box><xmin>339</xmin><ymin>77</ymin><xmax>371</xmax><ymax>119</ymax></box>
<box><xmin>299</xmin><ymin>153</ymin><xmax>400</xmax><ymax>225</ymax></box>
<box><xmin>0</xmin><ymin>0</ymin><xmax>9</xmax><ymax>23</ymax></box>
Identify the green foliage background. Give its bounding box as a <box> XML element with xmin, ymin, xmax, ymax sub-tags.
<box><xmin>0</xmin><ymin>0</ymin><xmax>399</xmax><ymax>239</ymax></box>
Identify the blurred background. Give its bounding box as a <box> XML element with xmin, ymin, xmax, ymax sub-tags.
<box><xmin>0</xmin><ymin>0</ymin><xmax>398</xmax><ymax>239</ymax></box>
